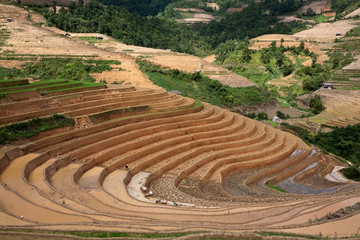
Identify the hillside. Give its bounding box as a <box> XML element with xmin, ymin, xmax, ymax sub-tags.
<box><xmin>0</xmin><ymin>1</ymin><xmax>360</xmax><ymax>239</ymax></box>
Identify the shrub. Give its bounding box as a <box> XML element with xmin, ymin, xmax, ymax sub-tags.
<box><xmin>276</xmin><ymin>110</ymin><xmax>289</xmax><ymax>119</ymax></box>
<box><xmin>341</xmin><ymin>166</ymin><xmax>360</xmax><ymax>181</ymax></box>
<box><xmin>0</xmin><ymin>114</ymin><xmax>73</xmax><ymax>144</ymax></box>
<box><xmin>309</xmin><ymin>94</ymin><xmax>325</xmax><ymax>114</ymax></box>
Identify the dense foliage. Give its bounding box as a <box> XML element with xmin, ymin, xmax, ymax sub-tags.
<box><xmin>138</xmin><ymin>60</ymin><xmax>272</xmax><ymax>108</ymax></box>
<box><xmin>315</xmin><ymin>124</ymin><xmax>360</xmax><ymax>166</ymax></box>
<box><xmin>22</xmin><ymin>58</ymin><xmax>119</xmax><ymax>82</ymax></box>
<box><xmin>309</xmin><ymin>94</ymin><xmax>325</xmax><ymax>114</ymax></box>
<box><xmin>216</xmin><ymin>40</ymin><xmax>318</xmax><ymax>88</ymax></box>
<box><xmin>195</xmin><ymin>4</ymin><xmax>307</xmax><ymax>48</ymax></box>
<box><xmin>245</xmin><ymin>112</ymin><xmax>268</xmax><ymax>120</ymax></box>
<box><xmin>0</xmin><ymin>66</ymin><xmax>17</xmax><ymax>80</ymax></box>
<box><xmin>341</xmin><ymin>166</ymin><xmax>360</xmax><ymax>181</ymax></box>
<box><xmin>331</xmin><ymin>0</ymin><xmax>359</xmax><ymax>13</ymax></box>
<box><xmin>0</xmin><ymin>114</ymin><xmax>73</xmax><ymax>144</ymax></box>
<box><xmin>296</xmin><ymin>64</ymin><xmax>330</xmax><ymax>91</ymax></box>
<box><xmin>40</xmin><ymin>0</ymin><xmax>308</xmax><ymax>56</ymax></box>
<box><xmin>43</xmin><ymin>0</ymin><xmax>210</xmax><ymax>56</ymax></box>
<box><xmin>97</xmin><ymin>0</ymin><xmax>176</xmax><ymax>16</ymax></box>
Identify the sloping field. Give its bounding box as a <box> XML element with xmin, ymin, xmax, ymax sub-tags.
<box><xmin>299</xmin><ymin>0</ymin><xmax>332</xmax><ymax>15</ymax></box>
<box><xmin>76</xmin><ymin>35</ymin><xmax>255</xmax><ymax>88</ymax></box>
<box><xmin>0</xmin><ymin>4</ymin><xmax>156</xmax><ymax>89</ymax></box>
<box><xmin>250</xmin><ymin>35</ymin><xmax>331</xmax><ymax>64</ymax></box>
<box><xmin>345</xmin><ymin>7</ymin><xmax>360</xmax><ymax>18</ymax></box>
<box><xmin>289</xmin><ymin>87</ymin><xmax>360</xmax><ymax>129</ymax></box>
<box><xmin>294</xmin><ymin>19</ymin><xmax>360</xmax><ymax>42</ymax></box>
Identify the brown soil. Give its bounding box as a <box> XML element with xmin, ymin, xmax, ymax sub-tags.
<box><xmin>300</xmin><ymin>0</ymin><xmax>332</xmax><ymax>15</ymax></box>
<box><xmin>294</xmin><ymin>19</ymin><xmax>360</xmax><ymax>42</ymax></box>
<box><xmin>345</xmin><ymin>7</ymin><xmax>360</xmax><ymax>18</ymax></box>
<box><xmin>85</xmin><ymin>35</ymin><xmax>255</xmax><ymax>87</ymax></box>
<box><xmin>233</xmin><ymin>99</ymin><xmax>308</xmax><ymax>119</ymax></box>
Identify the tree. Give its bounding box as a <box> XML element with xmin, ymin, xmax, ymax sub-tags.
<box><xmin>52</xmin><ymin>0</ymin><xmax>57</xmax><ymax>13</ymax></box>
<box><xmin>306</xmin><ymin>7</ymin><xmax>315</xmax><ymax>16</ymax></box>
<box><xmin>309</xmin><ymin>94</ymin><xmax>325</xmax><ymax>114</ymax></box>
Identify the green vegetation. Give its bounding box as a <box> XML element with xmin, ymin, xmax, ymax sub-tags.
<box><xmin>0</xmin><ymin>228</ymin><xmax>195</xmax><ymax>238</ymax></box>
<box><xmin>217</xmin><ymin>40</ymin><xmax>320</xmax><ymax>92</ymax></box>
<box><xmin>22</xmin><ymin>58</ymin><xmax>117</xmax><ymax>82</ymax></box>
<box><xmin>98</xmin><ymin>0</ymin><xmax>176</xmax><ymax>16</ymax></box>
<box><xmin>309</xmin><ymin>94</ymin><xmax>325</xmax><ymax>114</ymax></box>
<box><xmin>311</xmin><ymin>202</ymin><xmax>360</xmax><ymax>224</ymax></box>
<box><xmin>331</xmin><ymin>0</ymin><xmax>360</xmax><ymax>14</ymax></box>
<box><xmin>276</xmin><ymin>110</ymin><xmax>290</xmax><ymax>119</ymax></box>
<box><xmin>138</xmin><ymin>60</ymin><xmax>272</xmax><ymax>108</ymax></box>
<box><xmin>266</xmin><ymin>120</ymin><xmax>279</xmax><ymax>128</ymax></box>
<box><xmin>0</xmin><ymin>26</ymin><xmax>10</xmax><ymax>49</ymax></box>
<box><xmin>265</xmin><ymin>182</ymin><xmax>288</xmax><ymax>193</ymax></box>
<box><xmin>244</xmin><ymin>112</ymin><xmax>268</xmax><ymax>121</ymax></box>
<box><xmin>301</xmin><ymin>15</ymin><xmax>333</xmax><ymax>24</ymax></box>
<box><xmin>281</xmin><ymin>122</ymin><xmax>360</xmax><ymax>181</ymax></box>
<box><xmin>34</xmin><ymin>0</ymin><xmax>308</xmax><ymax>56</ymax></box>
<box><xmin>42</xmin><ymin>1</ymin><xmax>211</xmax><ymax>56</ymax></box>
<box><xmin>341</xmin><ymin>166</ymin><xmax>360</xmax><ymax>181</ymax></box>
<box><xmin>345</xmin><ymin>26</ymin><xmax>360</xmax><ymax>37</ymax></box>
<box><xmin>0</xmin><ymin>67</ymin><xmax>17</xmax><ymax>80</ymax></box>
<box><xmin>0</xmin><ymin>114</ymin><xmax>73</xmax><ymax>144</ymax></box>
<box><xmin>315</xmin><ymin>124</ymin><xmax>360</xmax><ymax>166</ymax></box>
<box><xmin>258</xmin><ymin>231</ymin><xmax>327</xmax><ymax>239</ymax></box>
<box><xmin>296</xmin><ymin>64</ymin><xmax>330</xmax><ymax>91</ymax></box>
<box><xmin>277</xmin><ymin>98</ymin><xmax>291</xmax><ymax>107</ymax></box>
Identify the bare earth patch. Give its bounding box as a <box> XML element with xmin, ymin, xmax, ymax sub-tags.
<box><xmin>294</xmin><ymin>19</ymin><xmax>360</xmax><ymax>42</ymax></box>
<box><xmin>300</xmin><ymin>0</ymin><xmax>332</xmax><ymax>15</ymax></box>
<box><xmin>345</xmin><ymin>7</ymin><xmax>360</xmax><ymax>18</ymax></box>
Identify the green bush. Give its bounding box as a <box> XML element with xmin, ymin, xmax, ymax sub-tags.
<box><xmin>276</xmin><ymin>110</ymin><xmax>290</xmax><ymax>119</ymax></box>
<box><xmin>309</xmin><ymin>94</ymin><xmax>325</xmax><ymax>114</ymax></box>
<box><xmin>341</xmin><ymin>166</ymin><xmax>360</xmax><ymax>181</ymax></box>
<box><xmin>0</xmin><ymin>114</ymin><xmax>73</xmax><ymax>144</ymax></box>
<box><xmin>22</xmin><ymin>58</ymin><xmax>117</xmax><ymax>82</ymax></box>
<box><xmin>138</xmin><ymin>60</ymin><xmax>272</xmax><ymax>108</ymax></box>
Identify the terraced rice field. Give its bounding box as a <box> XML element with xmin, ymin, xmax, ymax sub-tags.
<box><xmin>0</xmin><ymin>3</ymin><xmax>360</xmax><ymax>238</ymax></box>
<box><xmin>0</xmin><ymin>82</ymin><xmax>359</xmax><ymax>237</ymax></box>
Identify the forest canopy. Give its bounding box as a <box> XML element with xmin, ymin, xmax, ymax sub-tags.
<box><xmin>41</xmin><ymin>0</ymin><xmax>308</xmax><ymax>56</ymax></box>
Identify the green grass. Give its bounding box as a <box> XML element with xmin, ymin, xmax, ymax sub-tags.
<box><xmin>76</xmin><ymin>36</ymin><xmax>105</xmax><ymax>45</ymax></box>
<box><xmin>301</xmin><ymin>14</ymin><xmax>333</xmax><ymax>24</ymax></box>
<box><xmin>44</xmin><ymin>82</ymin><xmax>105</xmax><ymax>93</ymax></box>
<box><xmin>258</xmin><ymin>231</ymin><xmax>327</xmax><ymax>239</ymax></box>
<box><xmin>277</xmin><ymin>98</ymin><xmax>291</xmax><ymax>107</ymax></box>
<box><xmin>345</xmin><ymin>26</ymin><xmax>360</xmax><ymax>37</ymax></box>
<box><xmin>265</xmin><ymin>182</ymin><xmax>288</xmax><ymax>193</ymax></box>
<box><xmin>0</xmin><ymin>81</ymin><xmax>79</xmax><ymax>94</ymax></box>
<box><xmin>0</xmin><ymin>80</ymin><xmax>105</xmax><ymax>94</ymax></box>
<box><xmin>138</xmin><ymin>61</ymin><xmax>272</xmax><ymax>108</ymax></box>
<box><xmin>265</xmin><ymin>120</ymin><xmax>279</xmax><ymax>128</ymax></box>
<box><xmin>0</xmin><ymin>114</ymin><xmax>74</xmax><ymax>144</ymax></box>
<box><xmin>0</xmin><ymin>229</ymin><xmax>195</xmax><ymax>238</ymax></box>
<box><xmin>331</xmin><ymin>77</ymin><xmax>350</xmax><ymax>81</ymax></box>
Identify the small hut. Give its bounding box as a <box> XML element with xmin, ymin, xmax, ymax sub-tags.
<box><xmin>323</xmin><ymin>83</ymin><xmax>334</xmax><ymax>89</ymax></box>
